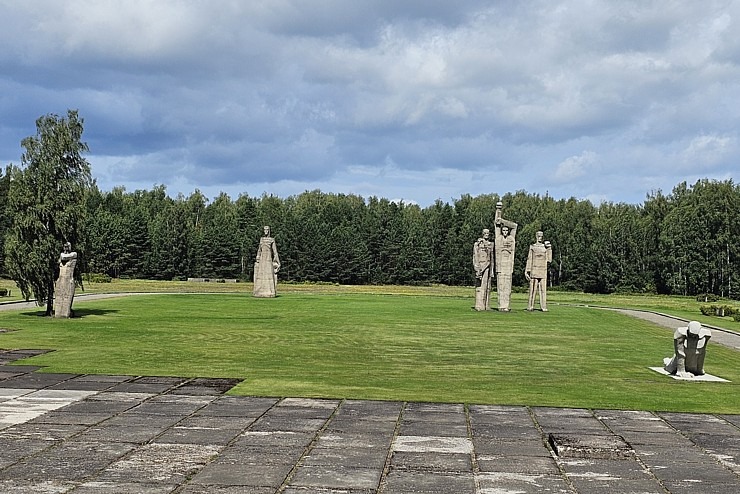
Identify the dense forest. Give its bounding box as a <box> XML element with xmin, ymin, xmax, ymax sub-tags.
<box><xmin>0</xmin><ymin>173</ymin><xmax>738</xmax><ymax>298</ymax></box>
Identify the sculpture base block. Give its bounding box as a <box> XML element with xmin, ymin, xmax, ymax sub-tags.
<box><xmin>649</xmin><ymin>367</ymin><xmax>730</xmax><ymax>382</ymax></box>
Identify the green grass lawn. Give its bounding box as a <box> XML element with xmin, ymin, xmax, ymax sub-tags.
<box><xmin>1</xmin><ymin>289</ymin><xmax>739</xmax><ymax>413</ymax></box>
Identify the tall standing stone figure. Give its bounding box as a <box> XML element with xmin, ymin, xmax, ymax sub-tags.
<box><xmin>54</xmin><ymin>242</ymin><xmax>77</xmax><ymax>318</ymax></box>
<box><xmin>525</xmin><ymin>231</ymin><xmax>552</xmax><ymax>311</ymax></box>
<box><xmin>473</xmin><ymin>228</ymin><xmax>493</xmax><ymax>311</ymax></box>
<box><xmin>253</xmin><ymin>226</ymin><xmax>281</xmax><ymax>298</ymax></box>
<box><xmin>494</xmin><ymin>202</ymin><xmax>518</xmax><ymax>312</ymax></box>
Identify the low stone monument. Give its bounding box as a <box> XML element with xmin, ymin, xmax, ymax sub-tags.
<box><xmin>525</xmin><ymin>231</ymin><xmax>552</xmax><ymax>311</ymax></box>
<box><xmin>664</xmin><ymin>321</ymin><xmax>712</xmax><ymax>378</ymax></box>
<box><xmin>494</xmin><ymin>202</ymin><xmax>517</xmax><ymax>312</ymax></box>
<box><xmin>54</xmin><ymin>242</ymin><xmax>77</xmax><ymax>318</ymax></box>
<box><xmin>253</xmin><ymin>226</ymin><xmax>281</xmax><ymax>298</ymax></box>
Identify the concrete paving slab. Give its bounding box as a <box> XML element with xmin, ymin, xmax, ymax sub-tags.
<box><xmin>86</xmin><ymin>390</ymin><xmax>155</xmax><ymax>401</ymax></box>
<box><xmin>278</xmin><ymin>397</ymin><xmax>339</xmax><ymax>409</ymax></box>
<box><xmin>316</xmin><ymin>431</ymin><xmax>394</xmax><ymax>450</ymax></box>
<box><xmin>0</xmin><ymin>388</ymin><xmax>35</xmax><ymax>399</ymax></box>
<box><xmin>29</xmin><ymin>410</ymin><xmax>117</xmax><ymax>425</ymax></box>
<box><xmin>335</xmin><ymin>399</ymin><xmax>403</xmax><ymax>420</ymax></box>
<box><xmin>0</xmin><ymin>480</ymin><xmax>76</xmax><ymax>493</ymax></box>
<box><xmin>190</xmin><ymin>460</ymin><xmax>294</xmax><ymax>487</ymax></box>
<box><xmin>326</xmin><ymin>417</ymin><xmax>398</xmax><ymax>435</ymax></box>
<box><xmin>105</xmin><ymin>382</ymin><xmax>180</xmax><ymax>394</ymax></box>
<box><xmin>478</xmin><ymin>455</ymin><xmax>560</xmax><ymax>474</ymax></box>
<box><xmin>548</xmin><ymin>433</ymin><xmax>634</xmax><ymax>459</ymax></box>
<box><xmin>193</xmin><ymin>396</ymin><xmax>277</xmax><ymax>417</ymax></box>
<box><xmin>567</xmin><ymin>476</ymin><xmax>665</xmax><ymax>493</ymax></box>
<box><xmin>181</xmin><ymin>486</ymin><xmax>275</xmax><ymax>494</ymax></box>
<box><xmin>71</xmin><ymin>374</ymin><xmax>133</xmax><ymax>383</ymax></box>
<box><xmin>399</xmin><ymin>420</ymin><xmax>468</xmax><ymax>437</ymax></box>
<box><xmin>393</xmin><ymin>435</ymin><xmax>473</xmax><ymax>454</ymax></box>
<box><xmin>383</xmin><ymin>470</ymin><xmax>475</xmax><ymax>493</ymax></box>
<box><xmin>71</xmin><ymin>481</ymin><xmax>178</xmax><ymax>493</ymax></box>
<box><xmin>289</xmin><ymin>464</ymin><xmax>383</xmax><ymax>490</ymax></box>
<box><xmin>168</xmin><ymin>377</ymin><xmax>242</xmax><ymax>395</ymax></box>
<box><xmin>176</xmin><ymin>414</ymin><xmax>258</xmax><ymax>430</ymax></box>
<box><xmin>303</xmin><ymin>446</ymin><xmax>389</xmax><ymax>470</ymax></box>
<box><xmin>661</xmin><ymin>479</ymin><xmax>740</xmax><ymax>494</ymax></box>
<box><xmin>0</xmin><ymin>423</ymin><xmax>87</xmax><ymax>441</ymax></box>
<box><xmin>471</xmin><ymin>424</ymin><xmax>543</xmax><ymax>440</ymax></box>
<box><xmin>390</xmin><ymin>450</ymin><xmax>473</xmax><ymax>472</ymax></box>
<box><xmin>472</xmin><ymin>438</ymin><xmax>552</xmax><ymax>457</ymax></box>
<box><xmin>95</xmin><ymin>443</ymin><xmax>220</xmax><ymax>483</ymax></box>
<box><xmin>0</xmin><ymin>441</ymin><xmax>135</xmax><ymax>481</ymax></box>
<box><xmin>73</xmin><ymin>424</ymin><xmax>170</xmax><ymax>444</ymax></box>
<box><xmin>251</xmin><ymin>416</ymin><xmax>329</xmax><ymax>432</ymax></box>
<box><xmin>153</xmin><ymin>425</ymin><xmax>243</xmax><ymax>445</ymax></box>
<box><xmin>476</xmin><ymin>472</ymin><xmax>572</xmax><ymax>494</ymax></box>
<box><xmin>235</xmin><ymin>430</ymin><xmax>315</xmax><ymax>448</ymax></box>
<box><xmin>559</xmin><ymin>458</ymin><xmax>652</xmax><ymax>479</ymax></box>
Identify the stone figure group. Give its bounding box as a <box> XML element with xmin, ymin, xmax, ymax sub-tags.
<box><xmin>472</xmin><ymin>202</ymin><xmax>551</xmax><ymax>311</ymax></box>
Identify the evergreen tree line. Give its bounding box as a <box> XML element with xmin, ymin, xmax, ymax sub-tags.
<box><xmin>1</xmin><ymin>170</ymin><xmax>737</xmax><ymax>298</ymax></box>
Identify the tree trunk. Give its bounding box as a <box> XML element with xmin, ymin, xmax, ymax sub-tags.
<box><xmin>45</xmin><ymin>278</ymin><xmax>54</xmax><ymax>316</ymax></box>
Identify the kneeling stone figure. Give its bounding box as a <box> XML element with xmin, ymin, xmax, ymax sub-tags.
<box><xmin>663</xmin><ymin>321</ymin><xmax>711</xmax><ymax>378</ymax></box>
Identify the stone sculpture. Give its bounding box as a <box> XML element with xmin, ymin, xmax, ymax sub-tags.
<box><xmin>253</xmin><ymin>226</ymin><xmax>281</xmax><ymax>298</ymax></box>
<box><xmin>54</xmin><ymin>242</ymin><xmax>77</xmax><ymax>318</ymax></box>
<box><xmin>525</xmin><ymin>231</ymin><xmax>552</xmax><ymax>311</ymax></box>
<box><xmin>494</xmin><ymin>202</ymin><xmax>517</xmax><ymax>312</ymax></box>
<box><xmin>473</xmin><ymin>228</ymin><xmax>493</xmax><ymax>311</ymax></box>
<box><xmin>664</xmin><ymin>321</ymin><xmax>712</xmax><ymax>378</ymax></box>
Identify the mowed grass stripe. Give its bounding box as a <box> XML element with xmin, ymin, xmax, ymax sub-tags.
<box><xmin>1</xmin><ymin>292</ymin><xmax>738</xmax><ymax>413</ymax></box>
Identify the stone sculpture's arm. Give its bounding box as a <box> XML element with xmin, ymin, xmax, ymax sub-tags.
<box><xmin>271</xmin><ymin>240</ymin><xmax>281</xmax><ymax>272</ymax></box>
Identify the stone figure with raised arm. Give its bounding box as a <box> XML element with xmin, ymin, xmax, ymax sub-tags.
<box><xmin>54</xmin><ymin>241</ymin><xmax>78</xmax><ymax>318</ymax></box>
<box><xmin>494</xmin><ymin>201</ymin><xmax>517</xmax><ymax>312</ymax></box>
<box><xmin>253</xmin><ymin>226</ymin><xmax>281</xmax><ymax>298</ymax></box>
<box><xmin>525</xmin><ymin>231</ymin><xmax>552</xmax><ymax>311</ymax></box>
<box><xmin>664</xmin><ymin>321</ymin><xmax>712</xmax><ymax>378</ymax></box>
<box><xmin>473</xmin><ymin>228</ymin><xmax>493</xmax><ymax>311</ymax></box>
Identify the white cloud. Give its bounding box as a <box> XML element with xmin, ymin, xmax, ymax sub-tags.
<box><xmin>1</xmin><ymin>0</ymin><xmax>739</xmax><ymax>207</ymax></box>
<box><xmin>680</xmin><ymin>134</ymin><xmax>736</xmax><ymax>170</ymax></box>
<box><xmin>554</xmin><ymin>151</ymin><xmax>600</xmax><ymax>183</ymax></box>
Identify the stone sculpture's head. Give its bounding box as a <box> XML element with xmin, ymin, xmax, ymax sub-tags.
<box><xmin>688</xmin><ymin>320</ymin><xmax>702</xmax><ymax>335</ymax></box>
<box><xmin>536</xmin><ymin>231</ymin><xmax>544</xmax><ymax>242</ymax></box>
<box><xmin>482</xmin><ymin>228</ymin><xmax>490</xmax><ymax>239</ymax></box>
<box><xmin>63</xmin><ymin>242</ymin><xmax>71</xmax><ymax>252</ymax></box>
<box><xmin>263</xmin><ymin>226</ymin><xmax>271</xmax><ymax>237</ymax></box>
<box><xmin>501</xmin><ymin>225</ymin><xmax>510</xmax><ymax>237</ymax></box>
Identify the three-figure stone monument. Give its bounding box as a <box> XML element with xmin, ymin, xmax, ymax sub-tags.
<box><xmin>253</xmin><ymin>226</ymin><xmax>281</xmax><ymax>298</ymax></box>
<box><xmin>54</xmin><ymin>242</ymin><xmax>77</xmax><ymax>318</ymax></box>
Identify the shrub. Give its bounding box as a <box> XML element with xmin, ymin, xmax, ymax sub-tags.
<box><xmin>696</xmin><ymin>293</ymin><xmax>719</xmax><ymax>303</ymax></box>
<box><xmin>700</xmin><ymin>304</ymin><xmax>737</xmax><ymax>317</ymax></box>
<box><xmin>84</xmin><ymin>273</ymin><xmax>112</xmax><ymax>283</ymax></box>
<box><xmin>700</xmin><ymin>305</ymin><xmax>714</xmax><ymax>316</ymax></box>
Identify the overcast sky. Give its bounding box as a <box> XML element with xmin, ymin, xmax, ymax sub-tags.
<box><xmin>1</xmin><ymin>1</ymin><xmax>738</xmax><ymax>206</ymax></box>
